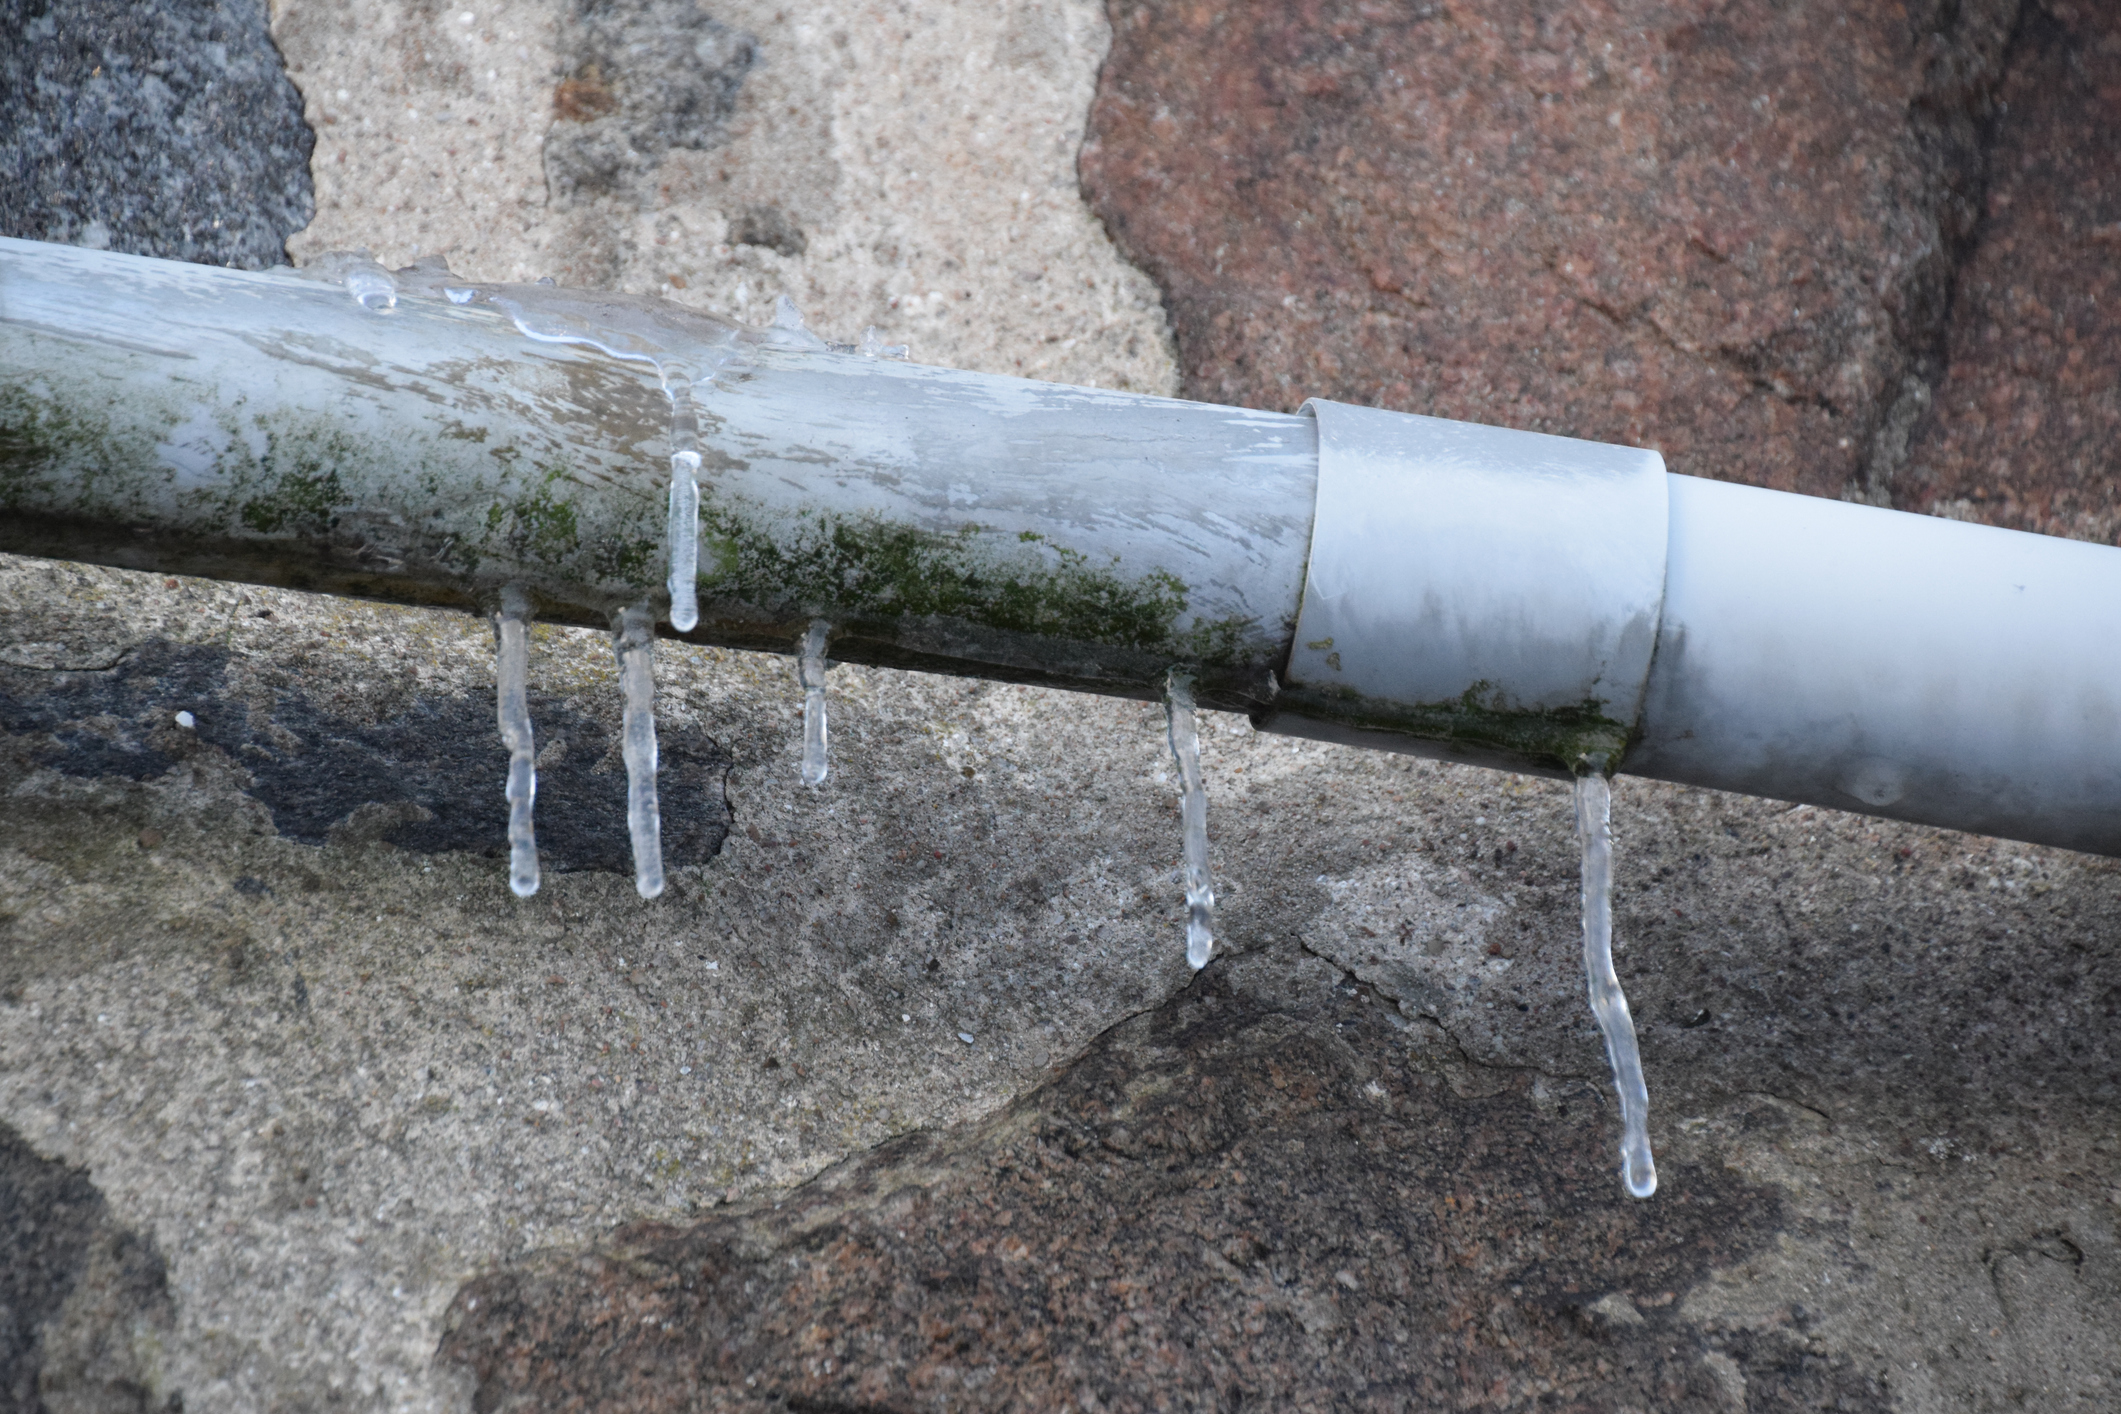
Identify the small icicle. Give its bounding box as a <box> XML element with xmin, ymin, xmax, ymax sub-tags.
<box><xmin>1573</xmin><ymin>759</ymin><xmax>1657</xmax><ymax>1199</ymax></box>
<box><xmin>1163</xmin><ymin>668</ymin><xmax>1217</xmax><ymax>969</ymax></box>
<box><xmin>665</xmin><ymin>380</ymin><xmax>702</xmax><ymax>633</ymax></box>
<box><xmin>494</xmin><ymin>585</ymin><xmax>540</xmax><ymax>898</ymax></box>
<box><xmin>797</xmin><ymin>620</ymin><xmax>830</xmax><ymax>786</ymax></box>
<box><xmin>614</xmin><ymin>602</ymin><xmax>664</xmax><ymax>899</ymax></box>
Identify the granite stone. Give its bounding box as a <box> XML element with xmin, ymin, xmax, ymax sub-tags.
<box><xmin>0</xmin><ymin>0</ymin><xmax>315</xmax><ymax>269</ymax></box>
<box><xmin>1080</xmin><ymin>0</ymin><xmax>2021</xmax><ymax>502</ymax></box>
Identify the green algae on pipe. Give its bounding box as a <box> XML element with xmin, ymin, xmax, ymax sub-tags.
<box><xmin>0</xmin><ymin>238</ymin><xmax>1316</xmax><ymax>713</ymax></box>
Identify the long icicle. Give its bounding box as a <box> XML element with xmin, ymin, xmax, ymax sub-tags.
<box><xmin>798</xmin><ymin>619</ymin><xmax>830</xmax><ymax>786</ymax></box>
<box><xmin>1573</xmin><ymin>759</ymin><xmax>1657</xmax><ymax>1198</ymax></box>
<box><xmin>614</xmin><ymin>602</ymin><xmax>664</xmax><ymax>899</ymax></box>
<box><xmin>666</xmin><ymin>379</ymin><xmax>701</xmax><ymax>633</ymax></box>
<box><xmin>495</xmin><ymin>584</ymin><xmax>540</xmax><ymax>897</ymax></box>
<box><xmin>1164</xmin><ymin>668</ymin><xmax>1217</xmax><ymax>969</ymax></box>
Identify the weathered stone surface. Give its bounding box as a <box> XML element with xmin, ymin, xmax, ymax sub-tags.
<box><xmin>275</xmin><ymin>0</ymin><xmax>1180</xmax><ymax>393</ymax></box>
<box><xmin>441</xmin><ymin>928</ymin><xmax>2119</xmax><ymax>1411</ymax></box>
<box><xmin>1081</xmin><ymin>0</ymin><xmax>2019</xmax><ymax>501</ymax></box>
<box><xmin>1901</xmin><ymin>0</ymin><xmax>2121</xmax><ymax>539</ymax></box>
<box><xmin>0</xmin><ymin>0</ymin><xmax>314</xmax><ymax>269</ymax></box>
<box><xmin>441</xmin><ymin>959</ymin><xmax>1820</xmax><ymax>1411</ymax></box>
<box><xmin>0</xmin><ymin>553</ymin><xmax>1221</xmax><ymax>1407</ymax></box>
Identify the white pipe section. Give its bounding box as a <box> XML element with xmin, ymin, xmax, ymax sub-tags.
<box><xmin>1256</xmin><ymin>399</ymin><xmax>2121</xmax><ymax>857</ymax></box>
<box><xmin>1629</xmin><ymin>477</ymin><xmax>2121</xmax><ymax>856</ymax></box>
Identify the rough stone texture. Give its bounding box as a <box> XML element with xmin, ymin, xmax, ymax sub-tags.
<box><xmin>0</xmin><ymin>0</ymin><xmax>315</xmax><ymax>269</ymax></box>
<box><xmin>1080</xmin><ymin>0</ymin><xmax>2021</xmax><ymax>503</ymax></box>
<box><xmin>275</xmin><ymin>0</ymin><xmax>1181</xmax><ymax>392</ymax></box>
<box><xmin>0</xmin><ymin>551</ymin><xmax>1248</xmax><ymax>1407</ymax></box>
<box><xmin>441</xmin><ymin>923</ymin><xmax>2120</xmax><ymax>1411</ymax></box>
<box><xmin>5</xmin><ymin>0</ymin><xmax>2121</xmax><ymax>1410</ymax></box>
<box><xmin>1900</xmin><ymin>0</ymin><xmax>2121</xmax><ymax>539</ymax></box>
<box><xmin>440</xmin><ymin>959</ymin><xmax>1818</xmax><ymax>1411</ymax></box>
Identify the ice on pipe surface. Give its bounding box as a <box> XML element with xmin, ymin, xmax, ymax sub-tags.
<box><xmin>859</xmin><ymin>325</ymin><xmax>910</xmax><ymax>360</ymax></box>
<box><xmin>798</xmin><ymin>620</ymin><xmax>829</xmax><ymax>786</ymax></box>
<box><xmin>614</xmin><ymin>602</ymin><xmax>664</xmax><ymax>900</ymax></box>
<box><xmin>1573</xmin><ymin>764</ymin><xmax>1657</xmax><ymax>1199</ymax></box>
<box><xmin>1164</xmin><ymin>669</ymin><xmax>1217</xmax><ymax>970</ymax></box>
<box><xmin>495</xmin><ymin>585</ymin><xmax>540</xmax><ymax>898</ymax></box>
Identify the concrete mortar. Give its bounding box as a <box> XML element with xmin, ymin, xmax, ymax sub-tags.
<box><xmin>0</xmin><ymin>0</ymin><xmax>2116</xmax><ymax>1409</ymax></box>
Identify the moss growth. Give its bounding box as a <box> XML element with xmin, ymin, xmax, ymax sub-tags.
<box><xmin>1276</xmin><ymin>679</ymin><xmax>1632</xmax><ymax>774</ymax></box>
<box><xmin>518</xmin><ymin>468</ymin><xmax>584</xmax><ymax>560</ymax></box>
<box><xmin>0</xmin><ymin>381</ymin><xmax>113</xmax><ymax>509</ymax></box>
<box><xmin>696</xmin><ymin>498</ymin><xmax>1196</xmax><ymax>652</ymax></box>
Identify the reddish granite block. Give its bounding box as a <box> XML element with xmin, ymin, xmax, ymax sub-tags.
<box><xmin>1081</xmin><ymin>0</ymin><xmax>2018</xmax><ymax>499</ymax></box>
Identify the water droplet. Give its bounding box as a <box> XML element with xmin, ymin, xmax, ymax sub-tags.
<box><xmin>344</xmin><ymin>268</ymin><xmax>397</xmax><ymax>311</ymax></box>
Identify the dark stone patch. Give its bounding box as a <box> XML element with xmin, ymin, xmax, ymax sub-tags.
<box><xmin>0</xmin><ymin>639</ymin><xmax>733</xmax><ymax>876</ymax></box>
<box><xmin>0</xmin><ymin>1123</ymin><xmax>101</xmax><ymax>1410</ymax></box>
<box><xmin>0</xmin><ymin>0</ymin><xmax>315</xmax><ymax>269</ymax></box>
<box><xmin>440</xmin><ymin>965</ymin><xmax>1865</xmax><ymax>1412</ymax></box>
<box><xmin>545</xmin><ymin>0</ymin><xmax>758</xmax><ymax>207</ymax></box>
<box><xmin>729</xmin><ymin>203</ymin><xmax>807</xmax><ymax>258</ymax></box>
<box><xmin>0</xmin><ymin>1123</ymin><xmax>179</xmax><ymax>1413</ymax></box>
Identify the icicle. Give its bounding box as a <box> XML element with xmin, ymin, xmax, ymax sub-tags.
<box><xmin>495</xmin><ymin>585</ymin><xmax>540</xmax><ymax>898</ymax></box>
<box><xmin>1163</xmin><ymin>669</ymin><xmax>1217</xmax><ymax>969</ymax></box>
<box><xmin>1573</xmin><ymin>760</ymin><xmax>1657</xmax><ymax>1199</ymax></box>
<box><xmin>797</xmin><ymin>620</ymin><xmax>830</xmax><ymax>786</ymax></box>
<box><xmin>665</xmin><ymin>380</ymin><xmax>702</xmax><ymax>633</ymax></box>
<box><xmin>614</xmin><ymin>602</ymin><xmax>664</xmax><ymax>899</ymax></box>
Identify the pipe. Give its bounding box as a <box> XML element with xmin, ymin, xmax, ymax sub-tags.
<box><xmin>6</xmin><ymin>238</ymin><xmax>2121</xmax><ymax>855</ymax></box>
<box><xmin>0</xmin><ymin>237</ymin><xmax>1314</xmax><ymax>714</ymax></box>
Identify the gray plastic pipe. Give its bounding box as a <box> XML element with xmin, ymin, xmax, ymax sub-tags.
<box><xmin>6</xmin><ymin>237</ymin><xmax>2121</xmax><ymax>855</ymax></box>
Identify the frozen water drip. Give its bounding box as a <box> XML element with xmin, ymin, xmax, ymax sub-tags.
<box><xmin>494</xmin><ymin>585</ymin><xmax>540</xmax><ymax>897</ymax></box>
<box><xmin>1573</xmin><ymin>761</ymin><xmax>1657</xmax><ymax>1199</ymax></box>
<box><xmin>666</xmin><ymin>380</ymin><xmax>702</xmax><ymax>633</ymax></box>
<box><xmin>1163</xmin><ymin>669</ymin><xmax>1217</xmax><ymax>969</ymax></box>
<box><xmin>798</xmin><ymin>619</ymin><xmax>829</xmax><ymax>785</ymax></box>
<box><xmin>614</xmin><ymin>602</ymin><xmax>664</xmax><ymax>899</ymax></box>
